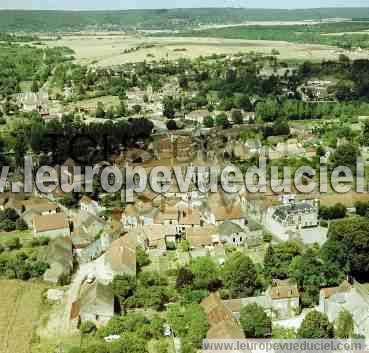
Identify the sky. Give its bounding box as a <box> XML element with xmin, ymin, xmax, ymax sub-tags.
<box><xmin>1</xmin><ymin>0</ymin><xmax>369</xmax><ymax>10</ymax></box>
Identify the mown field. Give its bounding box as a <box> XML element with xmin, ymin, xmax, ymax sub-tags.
<box><xmin>0</xmin><ymin>280</ymin><xmax>48</xmax><ymax>353</ymax></box>
<box><xmin>43</xmin><ymin>34</ymin><xmax>369</xmax><ymax>67</ymax></box>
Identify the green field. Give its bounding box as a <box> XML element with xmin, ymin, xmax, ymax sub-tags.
<box><xmin>0</xmin><ymin>280</ymin><xmax>49</xmax><ymax>353</ymax></box>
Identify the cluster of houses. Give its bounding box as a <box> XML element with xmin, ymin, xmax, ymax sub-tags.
<box><xmin>200</xmin><ymin>279</ymin><xmax>369</xmax><ymax>340</ymax></box>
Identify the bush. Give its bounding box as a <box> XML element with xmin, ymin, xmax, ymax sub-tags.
<box><xmin>80</xmin><ymin>321</ymin><xmax>97</xmax><ymax>335</ymax></box>
<box><xmin>4</xmin><ymin>237</ymin><xmax>21</xmax><ymax>250</ymax></box>
<box><xmin>0</xmin><ymin>219</ymin><xmax>16</xmax><ymax>232</ymax></box>
<box><xmin>29</xmin><ymin>239</ymin><xmax>40</xmax><ymax>248</ymax></box>
<box><xmin>16</xmin><ymin>218</ymin><xmax>28</xmax><ymax>231</ymax></box>
<box><xmin>166</xmin><ymin>119</ymin><xmax>178</xmax><ymax>130</ymax></box>
<box><xmin>240</xmin><ymin>303</ymin><xmax>272</xmax><ymax>337</ymax></box>
<box><xmin>263</xmin><ymin>232</ymin><xmax>273</xmax><ymax>243</ymax></box>
<box><xmin>39</xmin><ymin>237</ymin><xmax>50</xmax><ymax>246</ymax></box>
<box><xmin>166</xmin><ymin>241</ymin><xmax>176</xmax><ymax>250</ymax></box>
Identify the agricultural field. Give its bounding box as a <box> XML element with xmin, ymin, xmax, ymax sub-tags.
<box><xmin>66</xmin><ymin>95</ymin><xmax>120</xmax><ymax>111</ymax></box>
<box><xmin>42</xmin><ymin>34</ymin><xmax>369</xmax><ymax>67</ymax></box>
<box><xmin>0</xmin><ymin>280</ymin><xmax>49</xmax><ymax>353</ymax></box>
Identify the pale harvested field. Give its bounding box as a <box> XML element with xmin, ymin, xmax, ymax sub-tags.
<box><xmin>43</xmin><ymin>34</ymin><xmax>369</xmax><ymax>67</ymax></box>
<box><xmin>0</xmin><ymin>280</ymin><xmax>48</xmax><ymax>353</ymax></box>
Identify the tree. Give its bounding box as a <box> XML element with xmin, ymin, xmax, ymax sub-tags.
<box><xmin>13</xmin><ymin>131</ymin><xmax>27</xmax><ymax>167</ymax></box>
<box><xmin>272</xmin><ymin>325</ymin><xmax>296</xmax><ymax>338</ymax></box>
<box><xmin>298</xmin><ymin>310</ymin><xmax>334</xmax><ymax>338</ymax></box>
<box><xmin>132</xmin><ymin>104</ymin><xmax>142</xmax><ymax>115</ymax></box>
<box><xmin>333</xmin><ymin>144</ymin><xmax>359</xmax><ymax>173</ymax></box>
<box><xmin>235</xmin><ymin>95</ymin><xmax>252</xmax><ymax>111</ymax></box>
<box><xmin>163</xmin><ymin>97</ymin><xmax>176</xmax><ymax>119</ymax></box>
<box><xmin>112</xmin><ymin>275</ymin><xmax>136</xmax><ymax>304</ymax></box>
<box><xmin>179</xmin><ymin>76</ymin><xmax>189</xmax><ymax>90</ymax></box>
<box><xmin>190</xmin><ymin>257</ymin><xmax>219</xmax><ymax>290</ymax></box>
<box><xmin>215</xmin><ymin>114</ymin><xmax>230</xmax><ymax>128</ymax></box>
<box><xmin>136</xmin><ymin>247</ymin><xmax>150</xmax><ymax>271</ymax></box>
<box><xmin>335</xmin><ymin>309</ymin><xmax>354</xmax><ymax>338</ymax></box>
<box><xmin>324</xmin><ymin>218</ymin><xmax>369</xmax><ymax>281</ymax></box>
<box><xmin>222</xmin><ymin>252</ymin><xmax>257</xmax><ymax>298</ymax></box>
<box><xmin>231</xmin><ymin>110</ymin><xmax>243</xmax><ymax>124</ymax></box>
<box><xmin>0</xmin><ymin>220</ymin><xmax>16</xmax><ymax>232</ymax></box>
<box><xmin>110</xmin><ymin>332</ymin><xmax>147</xmax><ymax>353</ymax></box>
<box><xmin>4</xmin><ymin>237</ymin><xmax>21</xmax><ymax>250</ymax></box>
<box><xmin>203</xmin><ymin>116</ymin><xmax>214</xmax><ymax>128</ymax></box>
<box><xmin>240</xmin><ymin>303</ymin><xmax>271</xmax><ymax>338</ymax></box>
<box><xmin>167</xmin><ymin>304</ymin><xmax>208</xmax><ymax>349</ymax></box>
<box><xmin>166</xmin><ymin>120</ymin><xmax>178</xmax><ymax>130</ymax></box>
<box><xmin>105</xmin><ymin>107</ymin><xmax>115</xmax><ymax>120</ymax></box>
<box><xmin>264</xmin><ymin>241</ymin><xmax>303</xmax><ymax>279</ymax></box>
<box><xmin>288</xmin><ymin>247</ymin><xmax>323</xmax><ymax>307</ymax></box>
<box><xmin>96</xmin><ymin>102</ymin><xmax>105</xmax><ymax>119</ymax></box>
<box><xmin>319</xmin><ymin>203</ymin><xmax>347</xmax><ymax>220</ymax></box>
<box><xmin>80</xmin><ymin>321</ymin><xmax>97</xmax><ymax>335</ymax></box>
<box><xmin>176</xmin><ymin>267</ymin><xmax>194</xmax><ymax>289</ymax></box>
<box><xmin>31</xmin><ymin>80</ymin><xmax>39</xmax><ymax>93</ymax></box>
<box><xmin>5</xmin><ymin>208</ymin><xmax>19</xmax><ymax>222</ymax></box>
<box><xmin>15</xmin><ymin>218</ymin><xmax>28</xmax><ymax>231</ymax></box>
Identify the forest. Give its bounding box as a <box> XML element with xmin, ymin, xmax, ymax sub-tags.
<box><xmin>173</xmin><ymin>21</ymin><xmax>369</xmax><ymax>49</ymax></box>
<box><xmin>1</xmin><ymin>8</ymin><xmax>369</xmax><ymax>32</ymax></box>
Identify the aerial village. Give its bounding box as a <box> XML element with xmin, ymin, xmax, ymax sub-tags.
<box><xmin>1</xmin><ymin>41</ymin><xmax>369</xmax><ymax>352</ymax></box>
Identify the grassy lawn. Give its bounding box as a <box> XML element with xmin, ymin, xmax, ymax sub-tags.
<box><xmin>0</xmin><ymin>230</ymin><xmax>33</xmax><ymax>246</ymax></box>
<box><xmin>243</xmin><ymin>244</ymin><xmax>268</xmax><ymax>264</ymax></box>
<box><xmin>66</xmin><ymin>95</ymin><xmax>120</xmax><ymax>111</ymax></box>
<box><xmin>0</xmin><ymin>280</ymin><xmax>49</xmax><ymax>353</ymax></box>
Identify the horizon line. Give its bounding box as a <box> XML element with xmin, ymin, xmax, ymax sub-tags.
<box><xmin>1</xmin><ymin>6</ymin><xmax>369</xmax><ymax>12</ymax></box>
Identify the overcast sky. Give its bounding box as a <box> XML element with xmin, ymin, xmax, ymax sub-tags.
<box><xmin>1</xmin><ymin>0</ymin><xmax>368</xmax><ymax>10</ymax></box>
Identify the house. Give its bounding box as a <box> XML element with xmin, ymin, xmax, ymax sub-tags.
<box><xmin>78</xmin><ymin>281</ymin><xmax>115</xmax><ymax>325</ymax></box>
<box><xmin>319</xmin><ymin>281</ymin><xmax>369</xmax><ymax>338</ymax></box>
<box><xmin>33</xmin><ymin>213</ymin><xmax>70</xmax><ymax>238</ymax></box>
<box><xmin>80</xmin><ymin>196</ymin><xmax>101</xmax><ymax>216</ymax></box>
<box><xmin>73</xmin><ymin>211</ymin><xmax>105</xmax><ymax>239</ymax></box>
<box><xmin>201</xmin><ymin>293</ymin><xmax>245</xmax><ymax>339</ymax></box>
<box><xmin>186</xmin><ymin>225</ymin><xmax>219</xmax><ymax>248</ymax></box>
<box><xmin>223</xmin><ymin>296</ymin><xmax>272</xmax><ymax>320</ymax></box>
<box><xmin>43</xmin><ymin>237</ymin><xmax>73</xmax><ymax>285</ymax></box>
<box><xmin>186</xmin><ymin>110</ymin><xmax>211</xmax><ymax>125</ymax></box>
<box><xmin>244</xmin><ymin>139</ymin><xmax>262</xmax><ymax>155</ymax></box>
<box><xmin>103</xmin><ymin>233</ymin><xmax>136</xmax><ymax>280</ymax></box>
<box><xmin>0</xmin><ymin>194</ymin><xmax>8</xmax><ymax>210</ymax></box>
<box><xmin>208</xmin><ymin>204</ymin><xmax>246</xmax><ymax>226</ymax></box>
<box><xmin>15</xmin><ymin>91</ymin><xmax>49</xmax><ymax>112</ymax></box>
<box><xmin>23</xmin><ymin>198</ymin><xmax>58</xmax><ymax>214</ymax></box>
<box><xmin>269</xmin><ymin>279</ymin><xmax>300</xmax><ymax>319</ymax></box>
<box><xmin>273</xmin><ymin>142</ymin><xmax>306</xmax><ymax>158</ymax></box>
<box><xmin>217</xmin><ymin>221</ymin><xmax>247</xmax><ymax>246</ymax></box>
<box><xmin>72</xmin><ymin>211</ymin><xmax>107</xmax><ymax>260</ymax></box>
<box><xmin>22</xmin><ymin>198</ymin><xmax>58</xmax><ymax>227</ymax></box>
<box><xmin>178</xmin><ymin>207</ymin><xmax>202</xmax><ymax>233</ymax></box>
<box><xmin>272</xmin><ymin>201</ymin><xmax>318</xmax><ymax>229</ymax></box>
<box><xmin>141</xmin><ymin>224</ymin><xmax>177</xmax><ymax>251</ymax></box>
<box><xmin>120</xmin><ymin>199</ymin><xmax>155</xmax><ymax>226</ymax></box>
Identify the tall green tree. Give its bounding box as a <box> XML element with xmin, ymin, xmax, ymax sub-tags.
<box><xmin>240</xmin><ymin>303</ymin><xmax>272</xmax><ymax>338</ymax></box>
<box><xmin>298</xmin><ymin>310</ymin><xmax>334</xmax><ymax>338</ymax></box>
<box><xmin>335</xmin><ymin>309</ymin><xmax>354</xmax><ymax>338</ymax></box>
<box><xmin>222</xmin><ymin>252</ymin><xmax>257</xmax><ymax>298</ymax></box>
